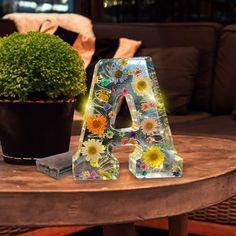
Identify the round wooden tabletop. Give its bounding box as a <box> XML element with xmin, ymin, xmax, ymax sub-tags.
<box><xmin>0</xmin><ymin>135</ymin><xmax>236</xmax><ymax>226</ymax></box>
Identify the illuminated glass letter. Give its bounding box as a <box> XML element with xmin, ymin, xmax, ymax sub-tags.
<box><xmin>73</xmin><ymin>57</ymin><xmax>183</xmax><ymax>180</ymax></box>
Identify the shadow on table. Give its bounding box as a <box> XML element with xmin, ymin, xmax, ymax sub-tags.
<box><xmin>68</xmin><ymin>226</ymin><xmax>197</xmax><ymax>236</ymax></box>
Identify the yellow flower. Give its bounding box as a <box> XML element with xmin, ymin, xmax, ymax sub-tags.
<box><xmin>81</xmin><ymin>139</ymin><xmax>105</xmax><ymax>166</ymax></box>
<box><xmin>132</xmin><ymin>76</ymin><xmax>152</xmax><ymax>96</ymax></box>
<box><xmin>143</xmin><ymin>146</ymin><xmax>165</xmax><ymax>168</ymax></box>
<box><xmin>141</xmin><ymin>118</ymin><xmax>157</xmax><ymax>135</ymax></box>
<box><xmin>87</xmin><ymin>114</ymin><xmax>107</xmax><ymax>135</ymax></box>
<box><xmin>99</xmin><ymin>132</ymin><xmax>106</xmax><ymax>138</ymax></box>
<box><xmin>128</xmin><ymin>70</ymin><xmax>134</xmax><ymax>76</ymax></box>
<box><xmin>134</xmin><ymin>110</ymin><xmax>142</xmax><ymax>117</ymax></box>
<box><xmin>90</xmin><ymin>160</ymin><xmax>99</xmax><ymax>167</ymax></box>
<box><xmin>119</xmin><ymin>58</ymin><xmax>128</xmax><ymax>67</ymax></box>
<box><xmin>97</xmin><ymin>90</ymin><xmax>110</xmax><ymax>103</ymax></box>
<box><xmin>98</xmin><ymin>170</ymin><xmax>112</xmax><ymax>179</ymax></box>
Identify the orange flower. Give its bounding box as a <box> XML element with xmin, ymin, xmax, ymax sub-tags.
<box><xmin>141</xmin><ymin>103</ymin><xmax>149</xmax><ymax>112</ymax></box>
<box><xmin>119</xmin><ymin>58</ymin><xmax>128</xmax><ymax>67</ymax></box>
<box><xmin>87</xmin><ymin>114</ymin><xmax>107</xmax><ymax>135</ymax></box>
<box><xmin>121</xmin><ymin>137</ymin><xmax>129</xmax><ymax>145</ymax></box>
<box><xmin>129</xmin><ymin>137</ymin><xmax>138</xmax><ymax>144</ymax></box>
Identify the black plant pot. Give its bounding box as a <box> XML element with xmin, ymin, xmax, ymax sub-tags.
<box><xmin>0</xmin><ymin>99</ymin><xmax>75</xmax><ymax>165</ymax></box>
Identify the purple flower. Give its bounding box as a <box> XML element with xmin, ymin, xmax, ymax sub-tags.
<box><xmin>129</xmin><ymin>132</ymin><xmax>136</xmax><ymax>138</ymax></box>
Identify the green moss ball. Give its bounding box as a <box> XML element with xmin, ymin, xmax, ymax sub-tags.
<box><xmin>0</xmin><ymin>32</ymin><xmax>87</xmax><ymax>100</ymax></box>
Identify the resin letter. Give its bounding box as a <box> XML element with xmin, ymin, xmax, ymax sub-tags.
<box><xmin>73</xmin><ymin>57</ymin><xmax>183</xmax><ymax>180</ymax></box>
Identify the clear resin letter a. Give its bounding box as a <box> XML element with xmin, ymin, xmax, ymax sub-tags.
<box><xmin>73</xmin><ymin>57</ymin><xmax>183</xmax><ymax>180</ymax></box>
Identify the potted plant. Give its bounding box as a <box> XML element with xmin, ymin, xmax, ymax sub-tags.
<box><xmin>0</xmin><ymin>32</ymin><xmax>86</xmax><ymax>165</ymax></box>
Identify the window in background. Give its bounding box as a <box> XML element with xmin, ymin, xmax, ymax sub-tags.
<box><xmin>102</xmin><ymin>0</ymin><xmax>236</xmax><ymax>24</ymax></box>
<box><xmin>1</xmin><ymin>0</ymin><xmax>236</xmax><ymax>24</ymax></box>
<box><xmin>0</xmin><ymin>0</ymin><xmax>74</xmax><ymax>16</ymax></box>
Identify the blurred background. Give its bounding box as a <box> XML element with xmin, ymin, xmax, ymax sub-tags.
<box><xmin>1</xmin><ymin>0</ymin><xmax>236</xmax><ymax>24</ymax></box>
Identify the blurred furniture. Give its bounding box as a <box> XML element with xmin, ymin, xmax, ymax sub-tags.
<box><xmin>1</xmin><ymin>135</ymin><xmax>236</xmax><ymax>236</ymax></box>
<box><xmin>92</xmin><ymin>22</ymin><xmax>236</xmax><ymax>230</ymax></box>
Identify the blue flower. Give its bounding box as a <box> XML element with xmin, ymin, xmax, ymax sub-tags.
<box><xmin>147</xmin><ymin>62</ymin><xmax>155</xmax><ymax>70</ymax></box>
<box><xmin>103</xmin><ymin>103</ymin><xmax>112</xmax><ymax>111</ymax></box>
<box><xmin>173</xmin><ymin>171</ymin><xmax>181</xmax><ymax>177</ymax></box>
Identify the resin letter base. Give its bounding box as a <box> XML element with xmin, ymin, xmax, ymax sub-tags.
<box><xmin>73</xmin><ymin>57</ymin><xmax>183</xmax><ymax>180</ymax></box>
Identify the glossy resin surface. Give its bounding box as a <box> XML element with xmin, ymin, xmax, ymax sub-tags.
<box><xmin>73</xmin><ymin>57</ymin><xmax>183</xmax><ymax>180</ymax></box>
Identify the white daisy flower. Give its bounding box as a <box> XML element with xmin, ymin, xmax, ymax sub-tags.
<box><xmin>81</xmin><ymin>139</ymin><xmax>105</xmax><ymax>167</ymax></box>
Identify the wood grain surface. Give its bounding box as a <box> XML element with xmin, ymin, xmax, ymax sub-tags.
<box><xmin>0</xmin><ymin>135</ymin><xmax>236</xmax><ymax>226</ymax></box>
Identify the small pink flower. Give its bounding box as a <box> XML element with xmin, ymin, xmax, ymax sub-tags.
<box><xmin>147</xmin><ymin>136</ymin><xmax>155</xmax><ymax>144</ymax></box>
<box><xmin>111</xmin><ymin>88</ymin><xmax>116</xmax><ymax>94</ymax></box>
<box><xmin>109</xmin><ymin>111</ymin><xmax>116</xmax><ymax>118</ymax></box>
<box><xmin>141</xmin><ymin>118</ymin><xmax>157</xmax><ymax>135</ymax></box>
<box><xmin>90</xmin><ymin>171</ymin><xmax>98</xmax><ymax>179</ymax></box>
<box><xmin>121</xmin><ymin>88</ymin><xmax>129</xmax><ymax>94</ymax></box>
<box><xmin>135</xmin><ymin>68</ymin><xmax>142</xmax><ymax>76</ymax></box>
<box><xmin>148</xmin><ymin>101</ymin><xmax>156</xmax><ymax>108</ymax></box>
<box><xmin>140</xmin><ymin>163</ymin><xmax>148</xmax><ymax>170</ymax></box>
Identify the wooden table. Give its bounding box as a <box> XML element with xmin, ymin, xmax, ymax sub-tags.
<box><xmin>1</xmin><ymin>135</ymin><xmax>236</xmax><ymax>236</ymax></box>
